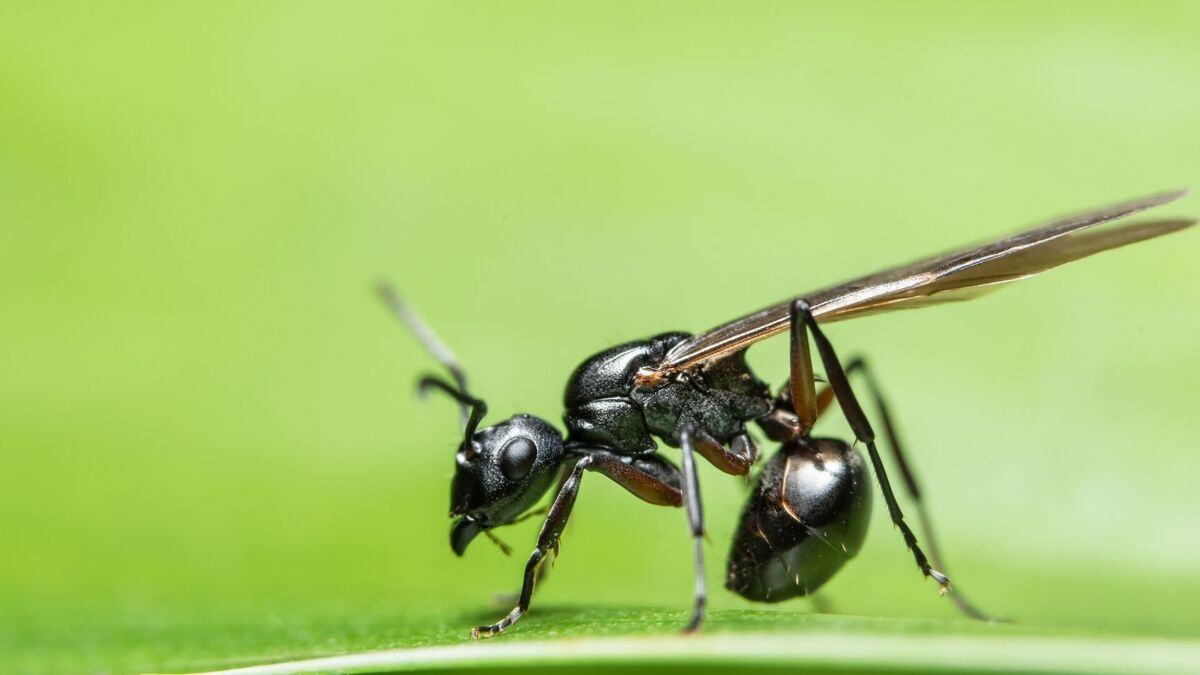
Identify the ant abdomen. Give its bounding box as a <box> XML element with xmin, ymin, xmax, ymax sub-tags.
<box><xmin>725</xmin><ymin>437</ymin><xmax>872</xmax><ymax>603</ymax></box>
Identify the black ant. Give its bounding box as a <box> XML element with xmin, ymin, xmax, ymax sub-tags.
<box><xmin>381</xmin><ymin>190</ymin><xmax>1192</xmax><ymax>638</ymax></box>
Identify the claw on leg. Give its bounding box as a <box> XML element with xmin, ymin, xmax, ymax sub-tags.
<box><xmin>929</xmin><ymin>568</ymin><xmax>951</xmax><ymax>593</ymax></box>
<box><xmin>683</xmin><ymin>592</ymin><xmax>706</xmax><ymax>634</ymax></box>
<box><xmin>472</xmin><ymin>607</ymin><xmax>523</xmax><ymax>639</ymax></box>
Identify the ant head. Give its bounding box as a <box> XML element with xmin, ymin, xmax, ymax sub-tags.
<box><xmin>376</xmin><ymin>284</ymin><xmax>567</xmax><ymax>557</ymax></box>
<box><xmin>449</xmin><ymin>414</ymin><xmax>564</xmax><ymax>555</ymax></box>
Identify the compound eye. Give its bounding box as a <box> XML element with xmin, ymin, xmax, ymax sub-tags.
<box><xmin>499</xmin><ymin>437</ymin><xmax>537</xmax><ymax>481</ymax></box>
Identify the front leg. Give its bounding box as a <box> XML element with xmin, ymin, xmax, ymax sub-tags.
<box><xmin>473</xmin><ymin>449</ymin><xmax>699</xmax><ymax>638</ymax></box>
<box><xmin>472</xmin><ymin>456</ymin><xmax>593</xmax><ymax>639</ymax></box>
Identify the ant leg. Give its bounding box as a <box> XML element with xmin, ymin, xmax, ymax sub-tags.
<box><xmin>520</xmin><ymin>464</ymin><xmax>575</xmax><ymax>594</ymax></box>
<box><xmin>488</xmin><ymin>503</ymin><xmax>552</xmax><ymax>606</ymax></box>
<box><xmin>584</xmin><ymin>451</ymin><xmax>685</xmax><ymax>506</ymax></box>
<box><xmin>584</xmin><ymin>446</ymin><xmax>706</xmax><ymax>632</ymax></box>
<box><xmin>472</xmin><ymin>456</ymin><xmax>594</xmax><ymax>639</ymax></box>
<box><xmin>691</xmin><ymin>429</ymin><xmax>758</xmax><ymax>476</ymax></box>
<box><xmin>789</xmin><ymin>293</ymin><xmax>820</xmax><ymax>432</ymax></box>
<box><xmin>735</xmin><ymin>433</ymin><xmax>759</xmax><ymax>466</ymax></box>
<box><xmin>679</xmin><ymin>429</ymin><xmax>707</xmax><ymax>632</ymax></box>
<box><xmin>756</xmin><ymin>296</ymin><xmax>821</xmax><ymax>443</ymax></box>
<box><xmin>790</xmin><ymin>299</ymin><xmax>951</xmax><ymax>595</ymax></box>
<box><xmin>838</xmin><ymin>357</ymin><xmax>997</xmax><ymax>622</ymax></box>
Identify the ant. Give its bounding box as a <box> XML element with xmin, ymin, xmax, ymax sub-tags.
<box><xmin>381</xmin><ymin>190</ymin><xmax>1192</xmax><ymax>638</ymax></box>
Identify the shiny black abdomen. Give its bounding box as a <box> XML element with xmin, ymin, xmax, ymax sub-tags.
<box><xmin>725</xmin><ymin>437</ymin><xmax>872</xmax><ymax>602</ymax></box>
<box><xmin>562</xmin><ymin>332</ymin><xmax>770</xmax><ymax>454</ymax></box>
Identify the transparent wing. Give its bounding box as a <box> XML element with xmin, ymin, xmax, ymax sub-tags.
<box><xmin>659</xmin><ymin>190</ymin><xmax>1192</xmax><ymax>372</ymax></box>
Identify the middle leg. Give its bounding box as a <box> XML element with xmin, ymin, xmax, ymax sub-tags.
<box><xmin>582</xmin><ymin>445</ymin><xmax>706</xmax><ymax>632</ymax></box>
<box><xmin>679</xmin><ymin>429</ymin><xmax>707</xmax><ymax>632</ymax></box>
<box><xmin>690</xmin><ymin>429</ymin><xmax>758</xmax><ymax>476</ymax></box>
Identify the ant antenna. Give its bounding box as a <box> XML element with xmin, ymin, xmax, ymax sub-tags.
<box><xmin>418</xmin><ymin>376</ymin><xmax>488</xmax><ymax>445</ymax></box>
<box><xmin>377</xmin><ymin>281</ymin><xmax>483</xmax><ymax>433</ymax></box>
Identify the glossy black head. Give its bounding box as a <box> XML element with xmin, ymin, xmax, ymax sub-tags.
<box><xmin>376</xmin><ymin>288</ymin><xmax>569</xmax><ymax>557</ymax></box>
<box><xmin>449</xmin><ymin>414</ymin><xmax>565</xmax><ymax>555</ymax></box>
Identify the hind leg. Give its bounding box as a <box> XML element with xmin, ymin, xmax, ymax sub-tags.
<box><xmin>790</xmin><ymin>300</ymin><xmax>951</xmax><ymax>595</ymax></box>
<box><xmin>831</xmin><ymin>356</ymin><xmax>998</xmax><ymax>621</ymax></box>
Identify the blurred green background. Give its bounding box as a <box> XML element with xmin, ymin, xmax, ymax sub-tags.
<box><xmin>2</xmin><ymin>1</ymin><xmax>1199</xmax><ymax>672</ymax></box>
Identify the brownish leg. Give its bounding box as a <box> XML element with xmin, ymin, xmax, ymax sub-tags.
<box><xmin>588</xmin><ymin>445</ymin><xmax>707</xmax><ymax>631</ymax></box>
<box><xmin>585</xmin><ymin>451</ymin><xmax>684</xmax><ymax>506</ymax></box>
<box><xmin>690</xmin><ymin>430</ymin><xmax>758</xmax><ymax>476</ymax></box>
<box><xmin>789</xmin><ymin>295</ymin><xmax>819</xmax><ymax>433</ymax></box>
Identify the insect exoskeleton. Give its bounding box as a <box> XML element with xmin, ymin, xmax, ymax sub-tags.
<box><xmin>382</xmin><ymin>189</ymin><xmax>1194</xmax><ymax>637</ymax></box>
<box><xmin>726</xmin><ymin>437</ymin><xmax>871</xmax><ymax>602</ymax></box>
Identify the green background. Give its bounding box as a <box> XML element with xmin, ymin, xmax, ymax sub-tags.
<box><xmin>2</xmin><ymin>2</ymin><xmax>1198</xmax><ymax>672</ymax></box>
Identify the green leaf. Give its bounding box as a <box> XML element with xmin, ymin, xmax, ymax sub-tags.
<box><xmin>9</xmin><ymin>608</ymin><xmax>1200</xmax><ymax>674</ymax></box>
<box><xmin>3</xmin><ymin>2</ymin><xmax>1199</xmax><ymax>675</ymax></box>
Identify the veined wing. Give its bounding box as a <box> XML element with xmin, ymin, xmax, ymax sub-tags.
<box><xmin>658</xmin><ymin>190</ymin><xmax>1192</xmax><ymax>372</ymax></box>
